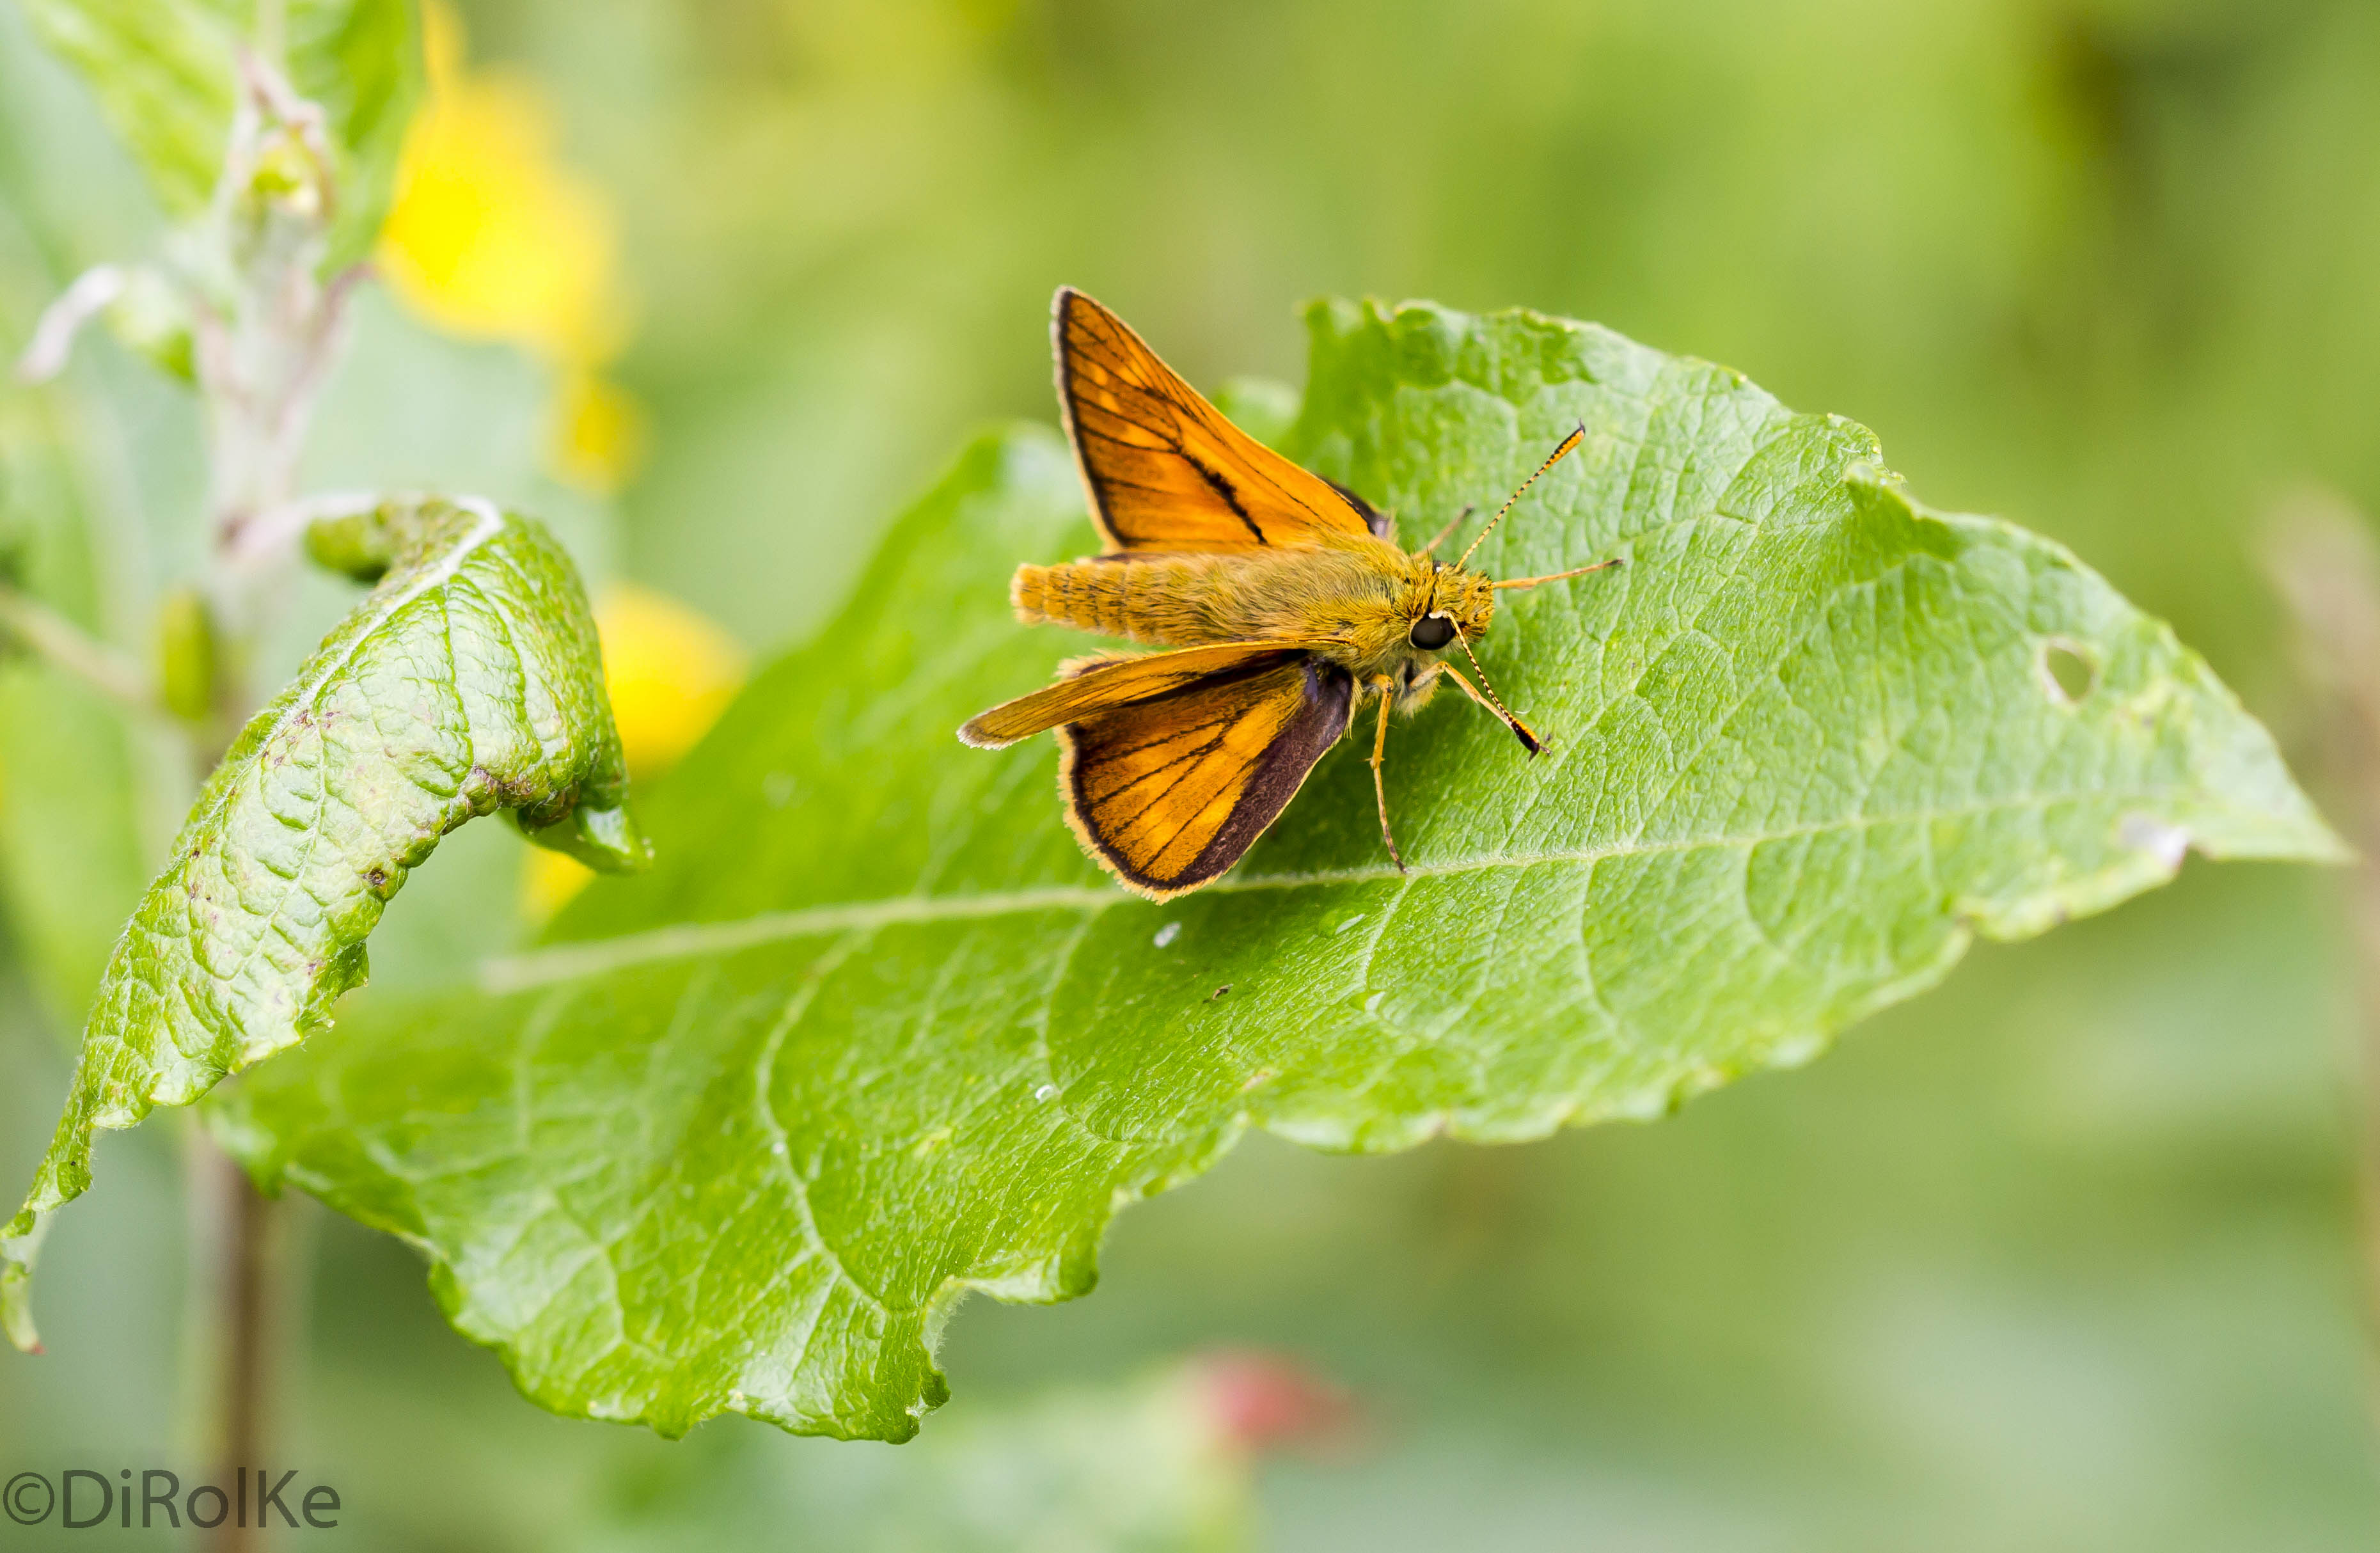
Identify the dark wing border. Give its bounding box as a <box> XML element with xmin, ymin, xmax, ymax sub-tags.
<box><xmin>1324</xmin><ymin>477</ymin><xmax>1393</xmax><ymax>541</ymax></box>
<box><xmin>1052</xmin><ymin>286</ymin><xmax>1126</xmax><ymax>549</ymax></box>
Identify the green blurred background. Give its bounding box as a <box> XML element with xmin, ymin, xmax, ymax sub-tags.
<box><xmin>4</xmin><ymin>0</ymin><xmax>2380</xmax><ymax>1545</ymax></box>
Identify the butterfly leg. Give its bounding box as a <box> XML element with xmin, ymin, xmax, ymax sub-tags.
<box><xmin>1366</xmin><ymin>677</ymin><xmax>1408</xmax><ymax>874</ymax></box>
<box><xmin>1438</xmin><ymin>661</ymin><xmax>1543</xmax><ymax>753</ymax></box>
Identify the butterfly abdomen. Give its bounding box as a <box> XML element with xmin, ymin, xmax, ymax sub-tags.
<box><xmin>1012</xmin><ymin>558</ymin><xmax>1233</xmax><ymax>644</ymax></box>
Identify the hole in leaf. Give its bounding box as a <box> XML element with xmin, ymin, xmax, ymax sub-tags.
<box><xmin>2038</xmin><ymin>638</ymin><xmax>2098</xmax><ymax>706</ymax></box>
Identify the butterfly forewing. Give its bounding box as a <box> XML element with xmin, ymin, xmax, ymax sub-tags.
<box><xmin>1056</xmin><ymin>288</ymin><xmax>1388</xmax><ymax>553</ymax></box>
<box><xmin>1059</xmin><ymin>652</ymin><xmax>1355</xmax><ymax>898</ymax></box>
<box><xmin>959</xmin><ymin>641</ymin><xmax>1312</xmax><ymax>748</ymax></box>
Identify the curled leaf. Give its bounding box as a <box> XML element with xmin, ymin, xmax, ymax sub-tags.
<box><xmin>3</xmin><ymin>496</ymin><xmax>644</xmax><ymax>1349</ymax></box>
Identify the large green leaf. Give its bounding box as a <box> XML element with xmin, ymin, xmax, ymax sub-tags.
<box><xmin>18</xmin><ymin>0</ymin><xmax>418</xmax><ymax>264</ymax></box>
<box><xmin>211</xmin><ymin>301</ymin><xmax>2338</xmax><ymax>1439</ymax></box>
<box><xmin>1</xmin><ymin>496</ymin><xmax>643</xmax><ymax>1350</ymax></box>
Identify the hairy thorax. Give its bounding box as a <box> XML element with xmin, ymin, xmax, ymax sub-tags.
<box><xmin>1011</xmin><ymin>533</ymin><xmax>1497</xmax><ymax>711</ymax></box>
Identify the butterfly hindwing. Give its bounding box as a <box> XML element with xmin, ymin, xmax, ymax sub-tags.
<box><xmin>1054</xmin><ymin>287</ymin><xmax>1389</xmax><ymax>553</ymax></box>
<box><xmin>1058</xmin><ymin>649</ymin><xmax>1355</xmax><ymax>899</ymax></box>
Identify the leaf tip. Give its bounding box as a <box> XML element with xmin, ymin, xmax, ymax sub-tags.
<box><xmin>517</xmin><ymin>801</ymin><xmax>654</xmax><ymax>874</ymax></box>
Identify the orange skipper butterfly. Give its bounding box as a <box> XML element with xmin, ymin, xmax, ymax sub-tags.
<box><xmin>959</xmin><ymin>288</ymin><xmax>1618</xmax><ymax>899</ymax></box>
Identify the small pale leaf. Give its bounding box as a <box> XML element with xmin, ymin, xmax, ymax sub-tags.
<box><xmin>20</xmin><ymin>0</ymin><xmax>420</xmax><ymax>264</ymax></box>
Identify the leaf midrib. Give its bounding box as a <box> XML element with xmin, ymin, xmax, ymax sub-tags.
<box><xmin>484</xmin><ymin>784</ymin><xmax>2187</xmax><ymax>994</ymax></box>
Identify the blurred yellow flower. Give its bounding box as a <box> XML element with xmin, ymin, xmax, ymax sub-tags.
<box><xmin>595</xmin><ymin>583</ymin><xmax>750</xmax><ymax>781</ymax></box>
<box><xmin>548</xmin><ymin>368</ymin><xmax>647</xmax><ymax>497</ymax></box>
<box><xmin>377</xmin><ymin>3</ymin><xmax>643</xmax><ymax>493</ymax></box>
<box><xmin>523</xmin><ymin>584</ymin><xmax>749</xmax><ymax>920</ymax></box>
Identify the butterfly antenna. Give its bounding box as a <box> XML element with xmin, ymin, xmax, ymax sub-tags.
<box><xmin>1449</xmin><ymin>620</ymin><xmax>1541</xmax><ymax>755</ymax></box>
<box><xmin>1456</xmin><ymin>423</ymin><xmax>1588</xmax><ymax>572</ymax></box>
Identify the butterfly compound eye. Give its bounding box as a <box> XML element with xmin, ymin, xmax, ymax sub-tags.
<box><xmin>1409</xmin><ymin>614</ymin><xmax>1456</xmax><ymax>650</ymax></box>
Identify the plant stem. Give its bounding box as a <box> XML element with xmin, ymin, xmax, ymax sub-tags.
<box><xmin>200</xmin><ymin>651</ymin><xmax>276</xmax><ymax>1553</ymax></box>
<box><xmin>212</xmin><ymin>1151</ymin><xmax>278</xmax><ymax>1553</ymax></box>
